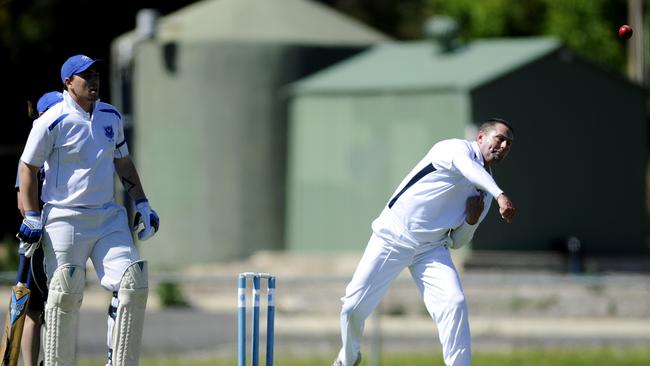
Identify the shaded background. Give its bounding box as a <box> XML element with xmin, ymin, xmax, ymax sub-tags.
<box><xmin>0</xmin><ymin>0</ymin><xmax>646</xmax><ymax>266</ymax></box>
<box><xmin>0</xmin><ymin>1</ymin><xmax>648</xmax><ymax>364</ymax></box>
<box><xmin>0</xmin><ymin>0</ymin><xmax>201</xmax><ymax>239</ymax></box>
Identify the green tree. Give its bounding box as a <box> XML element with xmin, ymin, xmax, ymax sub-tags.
<box><xmin>0</xmin><ymin>0</ymin><xmax>57</xmax><ymax>62</ymax></box>
<box><xmin>332</xmin><ymin>0</ymin><xmax>430</xmax><ymax>39</ymax></box>
<box><xmin>331</xmin><ymin>0</ymin><xmax>632</xmax><ymax>71</ymax></box>
<box><xmin>543</xmin><ymin>0</ymin><xmax>626</xmax><ymax>71</ymax></box>
<box><xmin>423</xmin><ymin>0</ymin><xmax>628</xmax><ymax>71</ymax></box>
<box><xmin>426</xmin><ymin>0</ymin><xmax>546</xmax><ymax>37</ymax></box>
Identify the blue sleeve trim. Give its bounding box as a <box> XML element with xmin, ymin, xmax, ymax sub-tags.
<box><xmin>135</xmin><ymin>198</ymin><xmax>148</xmax><ymax>205</ymax></box>
<box><xmin>48</xmin><ymin>113</ymin><xmax>69</xmax><ymax>131</ymax></box>
<box><xmin>116</xmin><ymin>139</ymin><xmax>127</xmax><ymax>148</ymax></box>
<box><xmin>25</xmin><ymin>211</ymin><xmax>40</xmax><ymax>217</ymax></box>
<box><xmin>100</xmin><ymin>108</ymin><xmax>122</xmax><ymax>120</ymax></box>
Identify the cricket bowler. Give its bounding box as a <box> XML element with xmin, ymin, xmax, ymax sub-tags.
<box><xmin>332</xmin><ymin>118</ymin><xmax>516</xmax><ymax>366</ymax></box>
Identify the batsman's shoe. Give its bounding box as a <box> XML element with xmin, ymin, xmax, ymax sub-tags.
<box><xmin>332</xmin><ymin>352</ymin><xmax>361</xmax><ymax>366</ymax></box>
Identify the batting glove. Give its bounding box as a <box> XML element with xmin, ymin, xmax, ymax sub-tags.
<box><xmin>133</xmin><ymin>199</ymin><xmax>160</xmax><ymax>241</ymax></box>
<box><xmin>19</xmin><ymin>240</ymin><xmax>40</xmax><ymax>258</ymax></box>
<box><xmin>16</xmin><ymin>211</ymin><xmax>42</xmax><ymax>250</ymax></box>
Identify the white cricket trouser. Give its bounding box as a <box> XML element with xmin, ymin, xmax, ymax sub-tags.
<box><xmin>337</xmin><ymin>234</ymin><xmax>470</xmax><ymax>366</ymax></box>
<box><xmin>42</xmin><ymin>203</ymin><xmax>141</xmax><ymax>292</ymax></box>
<box><xmin>42</xmin><ymin>203</ymin><xmax>141</xmax><ymax>365</ymax></box>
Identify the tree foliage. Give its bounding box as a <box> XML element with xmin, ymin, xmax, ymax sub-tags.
<box><xmin>333</xmin><ymin>0</ymin><xmax>633</xmax><ymax>72</ymax></box>
<box><xmin>543</xmin><ymin>0</ymin><xmax>627</xmax><ymax>70</ymax></box>
<box><xmin>331</xmin><ymin>0</ymin><xmax>430</xmax><ymax>39</ymax></box>
<box><xmin>0</xmin><ymin>0</ymin><xmax>57</xmax><ymax>62</ymax></box>
<box><xmin>425</xmin><ymin>0</ymin><xmax>630</xmax><ymax>71</ymax></box>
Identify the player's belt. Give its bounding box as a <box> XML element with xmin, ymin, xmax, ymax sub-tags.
<box><xmin>387</xmin><ymin>163</ymin><xmax>436</xmax><ymax>209</ymax></box>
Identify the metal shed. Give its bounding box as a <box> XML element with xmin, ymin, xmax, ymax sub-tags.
<box><xmin>287</xmin><ymin>37</ymin><xmax>647</xmax><ymax>256</ymax></box>
<box><xmin>110</xmin><ymin>0</ymin><xmax>388</xmax><ymax>268</ymax></box>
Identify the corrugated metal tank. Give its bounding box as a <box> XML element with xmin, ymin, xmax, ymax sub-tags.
<box><xmin>110</xmin><ymin>0</ymin><xmax>389</xmax><ymax>268</ymax></box>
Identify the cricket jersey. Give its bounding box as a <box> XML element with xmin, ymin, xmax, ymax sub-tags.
<box><xmin>20</xmin><ymin>91</ymin><xmax>129</xmax><ymax>208</ymax></box>
<box><xmin>372</xmin><ymin>139</ymin><xmax>503</xmax><ymax>248</ymax></box>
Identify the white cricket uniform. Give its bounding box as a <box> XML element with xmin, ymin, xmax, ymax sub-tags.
<box><xmin>20</xmin><ymin>91</ymin><xmax>139</xmax><ymax>292</ymax></box>
<box><xmin>337</xmin><ymin>139</ymin><xmax>504</xmax><ymax>366</ymax></box>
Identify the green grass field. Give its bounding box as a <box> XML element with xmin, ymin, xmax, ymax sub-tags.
<box><xmin>77</xmin><ymin>347</ymin><xmax>650</xmax><ymax>366</ymax></box>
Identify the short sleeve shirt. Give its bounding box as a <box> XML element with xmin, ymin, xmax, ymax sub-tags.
<box><xmin>20</xmin><ymin>91</ymin><xmax>129</xmax><ymax>207</ymax></box>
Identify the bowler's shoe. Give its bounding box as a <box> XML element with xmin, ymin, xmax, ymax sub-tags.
<box><xmin>331</xmin><ymin>352</ymin><xmax>361</xmax><ymax>366</ymax></box>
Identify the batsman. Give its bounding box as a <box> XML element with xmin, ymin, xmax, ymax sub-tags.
<box><xmin>1</xmin><ymin>91</ymin><xmax>64</xmax><ymax>366</ymax></box>
<box><xmin>17</xmin><ymin>54</ymin><xmax>160</xmax><ymax>366</ymax></box>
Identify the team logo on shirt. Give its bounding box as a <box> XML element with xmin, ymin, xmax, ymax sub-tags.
<box><xmin>104</xmin><ymin>126</ymin><xmax>114</xmax><ymax>140</ymax></box>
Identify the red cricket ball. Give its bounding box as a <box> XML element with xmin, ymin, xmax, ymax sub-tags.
<box><xmin>618</xmin><ymin>24</ymin><xmax>633</xmax><ymax>40</ymax></box>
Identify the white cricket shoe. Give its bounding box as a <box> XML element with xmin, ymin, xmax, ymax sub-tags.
<box><xmin>331</xmin><ymin>352</ymin><xmax>361</xmax><ymax>366</ymax></box>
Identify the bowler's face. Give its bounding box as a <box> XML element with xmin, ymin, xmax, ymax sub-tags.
<box><xmin>477</xmin><ymin>123</ymin><xmax>513</xmax><ymax>166</ymax></box>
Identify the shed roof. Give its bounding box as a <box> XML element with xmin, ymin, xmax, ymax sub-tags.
<box><xmin>292</xmin><ymin>37</ymin><xmax>562</xmax><ymax>94</ymax></box>
<box><xmin>115</xmin><ymin>0</ymin><xmax>389</xmax><ymax>45</ymax></box>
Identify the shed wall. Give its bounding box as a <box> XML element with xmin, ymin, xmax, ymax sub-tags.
<box><xmin>287</xmin><ymin>92</ymin><xmax>470</xmax><ymax>251</ymax></box>
<box><xmin>471</xmin><ymin>51</ymin><xmax>647</xmax><ymax>254</ymax></box>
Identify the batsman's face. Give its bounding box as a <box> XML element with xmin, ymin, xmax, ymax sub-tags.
<box><xmin>477</xmin><ymin>123</ymin><xmax>513</xmax><ymax>166</ymax></box>
<box><xmin>66</xmin><ymin>68</ymin><xmax>100</xmax><ymax>105</ymax></box>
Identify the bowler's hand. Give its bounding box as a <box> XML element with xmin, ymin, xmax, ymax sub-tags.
<box><xmin>497</xmin><ymin>193</ymin><xmax>515</xmax><ymax>223</ymax></box>
<box><xmin>465</xmin><ymin>192</ymin><xmax>484</xmax><ymax>225</ymax></box>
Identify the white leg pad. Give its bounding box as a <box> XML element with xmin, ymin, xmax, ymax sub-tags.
<box><xmin>111</xmin><ymin>261</ymin><xmax>148</xmax><ymax>366</ymax></box>
<box><xmin>44</xmin><ymin>265</ymin><xmax>85</xmax><ymax>366</ymax></box>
